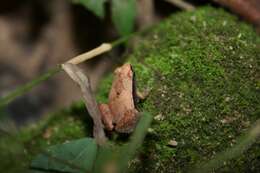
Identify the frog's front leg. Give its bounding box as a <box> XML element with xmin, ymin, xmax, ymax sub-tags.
<box><xmin>136</xmin><ymin>90</ymin><xmax>150</xmax><ymax>100</ymax></box>
<box><xmin>134</xmin><ymin>89</ymin><xmax>150</xmax><ymax>104</ymax></box>
<box><xmin>99</xmin><ymin>104</ymin><xmax>114</xmax><ymax>131</ymax></box>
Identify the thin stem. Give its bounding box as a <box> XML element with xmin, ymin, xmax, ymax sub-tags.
<box><xmin>118</xmin><ymin>112</ymin><xmax>153</xmax><ymax>173</ymax></box>
<box><xmin>165</xmin><ymin>0</ymin><xmax>195</xmax><ymax>11</ymax></box>
<box><xmin>191</xmin><ymin>120</ymin><xmax>260</xmax><ymax>173</ymax></box>
<box><xmin>0</xmin><ymin>65</ymin><xmax>61</xmax><ymax>108</ymax></box>
<box><xmin>0</xmin><ymin>29</ymin><xmax>147</xmax><ymax>108</ymax></box>
<box><xmin>67</xmin><ymin>43</ymin><xmax>112</xmax><ymax>64</ymax></box>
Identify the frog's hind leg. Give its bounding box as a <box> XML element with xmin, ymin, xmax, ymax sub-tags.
<box><xmin>99</xmin><ymin>104</ymin><xmax>114</xmax><ymax>131</ymax></box>
<box><xmin>115</xmin><ymin>109</ymin><xmax>139</xmax><ymax>133</ymax></box>
<box><xmin>136</xmin><ymin>90</ymin><xmax>150</xmax><ymax>100</ymax></box>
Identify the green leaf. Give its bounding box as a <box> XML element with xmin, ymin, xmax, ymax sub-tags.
<box><xmin>31</xmin><ymin>138</ymin><xmax>97</xmax><ymax>173</ymax></box>
<box><xmin>111</xmin><ymin>0</ymin><xmax>137</xmax><ymax>36</ymax></box>
<box><xmin>93</xmin><ymin>144</ymin><xmax>119</xmax><ymax>173</ymax></box>
<box><xmin>118</xmin><ymin>112</ymin><xmax>153</xmax><ymax>172</ymax></box>
<box><xmin>31</xmin><ymin>112</ymin><xmax>152</xmax><ymax>173</ymax></box>
<box><xmin>72</xmin><ymin>0</ymin><xmax>106</xmax><ymax>18</ymax></box>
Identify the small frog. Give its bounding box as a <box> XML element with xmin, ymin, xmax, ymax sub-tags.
<box><xmin>99</xmin><ymin>63</ymin><xmax>140</xmax><ymax>133</ymax></box>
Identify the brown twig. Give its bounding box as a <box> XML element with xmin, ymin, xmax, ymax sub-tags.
<box><xmin>62</xmin><ymin>63</ymin><xmax>106</xmax><ymax>145</ymax></box>
<box><xmin>0</xmin><ymin>21</ymin><xmax>151</xmax><ymax>108</ymax></box>
<box><xmin>165</xmin><ymin>0</ymin><xmax>195</xmax><ymax>11</ymax></box>
<box><xmin>137</xmin><ymin>0</ymin><xmax>157</xmax><ymax>29</ymax></box>
<box><xmin>213</xmin><ymin>0</ymin><xmax>260</xmax><ymax>29</ymax></box>
<box><xmin>192</xmin><ymin>120</ymin><xmax>260</xmax><ymax>173</ymax></box>
<box><xmin>66</xmin><ymin>43</ymin><xmax>112</xmax><ymax>65</ymax></box>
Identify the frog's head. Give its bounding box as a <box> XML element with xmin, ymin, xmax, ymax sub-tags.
<box><xmin>114</xmin><ymin>63</ymin><xmax>133</xmax><ymax>79</ymax></box>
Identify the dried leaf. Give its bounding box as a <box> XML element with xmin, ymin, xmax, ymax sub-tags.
<box><xmin>62</xmin><ymin>63</ymin><xmax>106</xmax><ymax>145</ymax></box>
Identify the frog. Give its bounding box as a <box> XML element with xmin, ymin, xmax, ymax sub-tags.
<box><xmin>99</xmin><ymin>63</ymin><xmax>141</xmax><ymax>133</ymax></box>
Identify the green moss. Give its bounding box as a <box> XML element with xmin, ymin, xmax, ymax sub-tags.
<box><xmin>0</xmin><ymin>6</ymin><xmax>259</xmax><ymax>173</ymax></box>
<box><xmin>0</xmin><ymin>102</ymin><xmax>92</xmax><ymax>173</ymax></box>
<box><xmin>126</xmin><ymin>6</ymin><xmax>260</xmax><ymax>173</ymax></box>
<box><xmin>96</xmin><ymin>74</ymin><xmax>113</xmax><ymax>103</ymax></box>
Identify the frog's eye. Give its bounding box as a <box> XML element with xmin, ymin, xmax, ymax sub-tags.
<box><xmin>114</xmin><ymin>67</ymin><xmax>121</xmax><ymax>74</ymax></box>
<box><xmin>127</xmin><ymin>70</ymin><xmax>133</xmax><ymax>78</ymax></box>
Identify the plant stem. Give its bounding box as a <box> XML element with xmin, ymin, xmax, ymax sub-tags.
<box><xmin>67</xmin><ymin>43</ymin><xmax>112</xmax><ymax>64</ymax></box>
<box><xmin>0</xmin><ymin>23</ymin><xmax>156</xmax><ymax>109</ymax></box>
<box><xmin>191</xmin><ymin>120</ymin><xmax>260</xmax><ymax>173</ymax></box>
<box><xmin>118</xmin><ymin>112</ymin><xmax>153</xmax><ymax>173</ymax></box>
<box><xmin>0</xmin><ymin>65</ymin><xmax>61</xmax><ymax>108</ymax></box>
<box><xmin>165</xmin><ymin>0</ymin><xmax>195</xmax><ymax>11</ymax></box>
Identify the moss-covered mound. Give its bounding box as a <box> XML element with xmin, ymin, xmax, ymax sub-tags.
<box><xmin>126</xmin><ymin>7</ymin><xmax>260</xmax><ymax>173</ymax></box>
<box><xmin>0</xmin><ymin>6</ymin><xmax>259</xmax><ymax>173</ymax></box>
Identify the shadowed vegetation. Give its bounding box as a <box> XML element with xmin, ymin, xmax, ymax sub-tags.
<box><xmin>0</xmin><ymin>6</ymin><xmax>259</xmax><ymax>173</ymax></box>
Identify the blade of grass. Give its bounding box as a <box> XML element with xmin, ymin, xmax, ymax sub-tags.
<box><xmin>93</xmin><ymin>112</ymin><xmax>153</xmax><ymax>173</ymax></box>
<box><xmin>191</xmin><ymin>120</ymin><xmax>260</xmax><ymax>173</ymax></box>
<box><xmin>0</xmin><ymin>65</ymin><xmax>61</xmax><ymax>108</ymax></box>
<box><xmin>118</xmin><ymin>112</ymin><xmax>153</xmax><ymax>173</ymax></box>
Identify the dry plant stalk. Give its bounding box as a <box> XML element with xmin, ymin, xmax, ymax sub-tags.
<box><xmin>62</xmin><ymin>63</ymin><xmax>107</xmax><ymax>145</ymax></box>
<box><xmin>193</xmin><ymin>120</ymin><xmax>260</xmax><ymax>173</ymax></box>
<box><xmin>165</xmin><ymin>0</ymin><xmax>195</xmax><ymax>11</ymax></box>
<box><xmin>214</xmin><ymin>0</ymin><xmax>260</xmax><ymax>28</ymax></box>
<box><xmin>137</xmin><ymin>0</ymin><xmax>157</xmax><ymax>29</ymax></box>
<box><xmin>66</xmin><ymin>43</ymin><xmax>112</xmax><ymax>65</ymax></box>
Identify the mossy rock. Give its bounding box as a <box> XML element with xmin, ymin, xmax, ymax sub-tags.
<box><xmin>1</xmin><ymin>6</ymin><xmax>259</xmax><ymax>173</ymax></box>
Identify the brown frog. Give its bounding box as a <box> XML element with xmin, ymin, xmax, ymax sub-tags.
<box><xmin>99</xmin><ymin>63</ymin><xmax>140</xmax><ymax>133</ymax></box>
